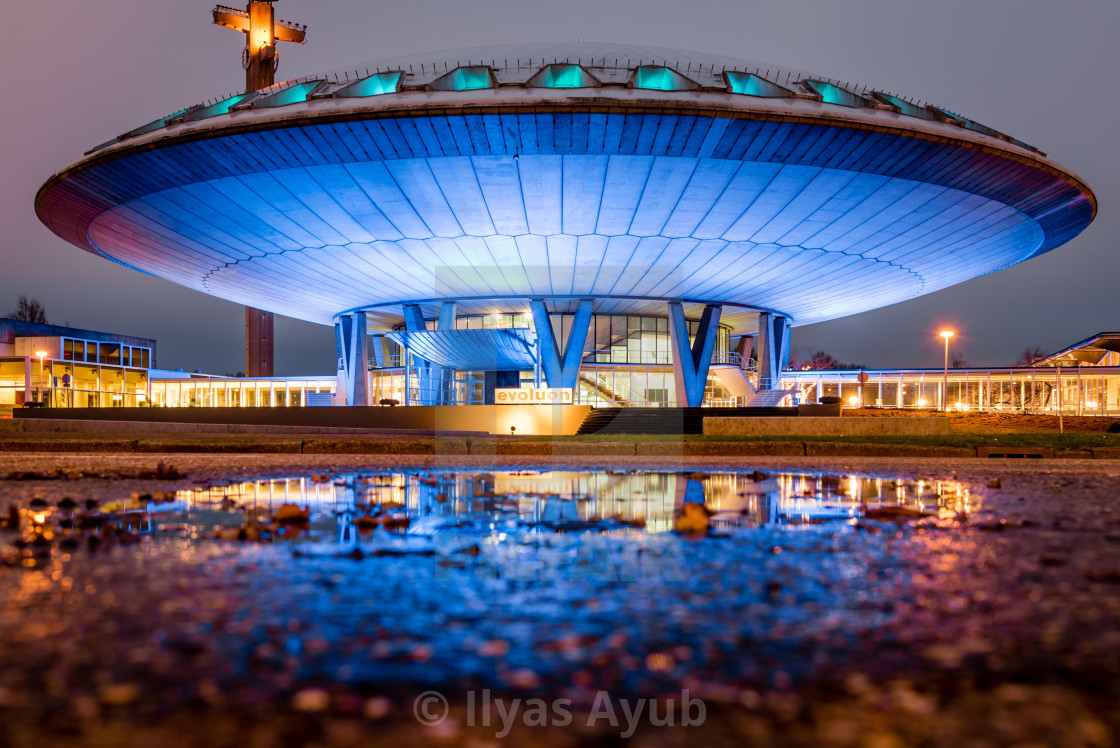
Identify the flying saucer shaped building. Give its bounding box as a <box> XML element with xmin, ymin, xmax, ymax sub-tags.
<box><xmin>36</xmin><ymin>42</ymin><xmax>1096</xmax><ymax>407</ymax></box>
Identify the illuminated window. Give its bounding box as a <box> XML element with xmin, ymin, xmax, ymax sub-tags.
<box><xmin>803</xmin><ymin>80</ymin><xmax>869</xmax><ymax>108</ymax></box>
<box><xmin>633</xmin><ymin>66</ymin><xmax>696</xmax><ymax>91</ymax></box>
<box><xmin>337</xmin><ymin>71</ymin><xmax>402</xmax><ymax>98</ymax></box>
<box><xmin>254</xmin><ymin>80</ymin><xmax>323</xmax><ymax>108</ymax></box>
<box><xmin>431</xmin><ymin>66</ymin><xmax>495</xmax><ymax>92</ymax></box>
<box><xmin>122</xmin><ymin>108</ymin><xmax>193</xmax><ymax>138</ymax></box>
<box><xmin>931</xmin><ymin>107</ymin><xmax>1008</xmax><ymax>140</ymax></box>
<box><xmin>530</xmin><ymin>64</ymin><xmax>597</xmax><ymax>89</ymax></box>
<box><xmin>725</xmin><ymin>71</ymin><xmax>791</xmax><ymax>98</ymax></box>
<box><xmin>872</xmin><ymin>92</ymin><xmax>937</xmax><ymax>120</ymax></box>
<box><xmin>183</xmin><ymin>94</ymin><xmax>253</xmax><ymax>121</ymax></box>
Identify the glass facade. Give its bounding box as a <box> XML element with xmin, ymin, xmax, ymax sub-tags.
<box><xmin>149</xmin><ymin>378</ymin><xmax>335</xmax><ymax>408</ymax></box>
<box><xmin>377</xmin><ymin>312</ymin><xmax>735</xmax><ymax>407</ymax></box>
<box><xmin>781</xmin><ymin>368</ymin><xmax>1120</xmax><ymax>416</ymax></box>
<box><xmin>0</xmin><ymin>356</ymin><xmax>150</xmax><ymax>411</ymax></box>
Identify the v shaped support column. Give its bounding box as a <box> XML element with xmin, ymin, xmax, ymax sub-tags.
<box><xmin>757</xmin><ymin>312</ymin><xmax>791</xmax><ymax>390</ymax></box>
<box><xmin>668</xmin><ymin>302</ymin><xmax>722</xmax><ymax>407</ymax></box>
<box><xmin>334</xmin><ymin>312</ymin><xmax>369</xmax><ymax>406</ymax></box>
<box><xmin>402</xmin><ymin>303</ymin><xmax>457</xmax><ymax>405</ymax></box>
<box><xmin>530</xmin><ymin>299</ymin><xmax>593</xmax><ymax>390</ymax></box>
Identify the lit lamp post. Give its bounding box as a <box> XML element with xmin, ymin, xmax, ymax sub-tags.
<box><xmin>35</xmin><ymin>350</ymin><xmax>48</xmax><ymax>405</ymax></box>
<box><xmin>939</xmin><ymin>331</ymin><xmax>954</xmax><ymax>411</ymax></box>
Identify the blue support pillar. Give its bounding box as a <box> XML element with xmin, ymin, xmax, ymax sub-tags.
<box><xmin>402</xmin><ymin>304</ymin><xmax>426</xmax><ymax>332</ymax></box>
<box><xmin>668</xmin><ymin>302</ymin><xmax>722</xmax><ymax>407</ymax></box>
<box><xmin>334</xmin><ymin>313</ymin><xmax>369</xmax><ymax>406</ymax></box>
<box><xmin>529</xmin><ymin>299</ymin><xmax>593</xmax><ymax>390</ymax></box>
<box><xmin>436</xmin><ymin>302</ymin><xmax>456</xmax><ymax>404</ymax></box>
<box><xmin>403</xmin><ymin>303</ymin><xmax>458</xmax><ymax>405</ymax></box>
<box><xmin>437</xmin><ymin>302</ymin><xmax>456</xmax><ymax>331</ymax></box>
<box><xmin>402</xmin><ymin>304</ymin><xmax>434</xmax><ymax>404</ymax></box>
<box><xmin>757</xmin><ymin>313</ymin><xmax>791</xmax><ymax>390</ymax></box>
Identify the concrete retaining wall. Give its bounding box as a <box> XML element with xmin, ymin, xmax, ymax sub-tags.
<box><xmin>14</xmin><ymin>404</ymin><xmax>593</xmax><ymax>436</ymax></box>
<box><xmin>704</xmin><ymin>416</ymin><xmax>951</xmax><ymax>436</ymax></box>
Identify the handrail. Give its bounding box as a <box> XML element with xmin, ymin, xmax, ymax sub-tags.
<box><xmin>710</xmin><ymin>351</ymin><xmax>757</xmax><ymax>373</ymax></box>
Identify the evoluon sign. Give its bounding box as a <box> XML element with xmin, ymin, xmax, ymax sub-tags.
<box><xmin>495</xmin><ymin>388</ymin><xmax>573</xmax><ymax>404</ymax></box>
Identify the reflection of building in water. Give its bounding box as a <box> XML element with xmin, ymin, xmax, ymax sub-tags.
<box><xmin>175</xmin><ymin>471</ymin><xmax>969</xmax><ymax>539</ymax></box>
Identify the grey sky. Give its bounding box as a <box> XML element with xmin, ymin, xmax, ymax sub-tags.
<box><xmin>2</xmin><ymin>0</ymin><xmax>1115</xmax><ymax>373</ymax></box>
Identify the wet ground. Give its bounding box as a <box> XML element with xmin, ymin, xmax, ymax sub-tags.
<box><xmin>1</xmin><ymin>453</ymin><xmax>1118</xmax><ymax>747</ymax></box>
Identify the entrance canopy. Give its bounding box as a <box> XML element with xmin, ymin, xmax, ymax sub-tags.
<box><xmin>385</xmin><ymin>328</ymin><xmax>537</xmax><ymax>370</ymax></box>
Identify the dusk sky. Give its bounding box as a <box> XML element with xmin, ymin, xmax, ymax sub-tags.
<box><xmin>3</xmin><ymin>0</ymin><xmax>1115</xmax><ymax>374</ymax></box>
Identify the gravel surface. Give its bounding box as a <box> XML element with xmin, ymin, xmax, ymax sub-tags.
<box><xmin>1</xmin><ymin>452</ymin><xmax>1118</xmax><ymax>747</ymax></box>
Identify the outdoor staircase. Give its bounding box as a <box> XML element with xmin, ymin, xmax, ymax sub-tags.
<box><xmin>576</xmin><ymin>406</ymin><xmax>798</xmax><ymax>435</ymax></box>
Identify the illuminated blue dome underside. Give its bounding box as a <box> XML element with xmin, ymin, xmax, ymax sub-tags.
<box><xmin>43</xmin><ymin>108</ymin><xmax>1092</xmax><ymax>328</ymax></box>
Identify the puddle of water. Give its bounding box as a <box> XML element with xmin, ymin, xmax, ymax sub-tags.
<box><xmin>85</xmin><ymin>470</ymin><xmax>971</xmax><ymax>547</ymax></box>
<box><xmin>0</xmin><ymin>469</ymin><xmax>973</xmax><ymax>691</ymax></box>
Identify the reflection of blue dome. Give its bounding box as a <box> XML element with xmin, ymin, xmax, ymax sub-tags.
<box><xmin>37</xmin><ymin>42</ymin><xmax>1094</xmax><ymax>330</ymax></box>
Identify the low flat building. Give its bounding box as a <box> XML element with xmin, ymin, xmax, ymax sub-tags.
<box><xmin>0</xmin><ymin>318</ymin><xmax>156</xmax><ymax>413</ymax></box>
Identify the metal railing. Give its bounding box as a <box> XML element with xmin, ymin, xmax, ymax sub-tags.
<box><xmin>710</xmin><ymin>351</ymin><xmax>757</xmax><ymax>373</ymax></box>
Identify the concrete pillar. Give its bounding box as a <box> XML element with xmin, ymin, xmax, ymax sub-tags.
<box><xmin>334</xmin><ymin>317</ymin><xmax>351</xmax><ymax>405</ymax></box>
<box><xmin>334</xmin><ymin>313</ymin><xmax>369</xmax><ymax>406</ymax></box>
<box><xmin>756</xmin><ymin>313</ymin><xmax>791</xmax><ymax>390</ymax></box>
<box><xmin>529</xmin><ymin>299</ymin><xmax>593</xmax><ymax>390</ymax></box>
<box><xmin>438</xmin><ymin>302</ymin><xmax>457</xmax><ymax>331</ymax></box>
<box><xmin>402</xmin><ymin>304</ymin><xmax>434</xmax><ymax>405</ymax></box>
<box><xmin>436</xmin><ymin>302</ymin><xmax>456</xmax><ymax>404</ymax></box>
<box><xmin>668</xmin><ymin>302</ymin><xmax>722</xmax><ymax>407</ymax></box>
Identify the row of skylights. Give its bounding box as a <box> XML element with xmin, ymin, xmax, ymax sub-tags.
<box><xmin>106</xmin><ymin>63</ymin><xmax>1033</xmax><ymax>153</ymax></box>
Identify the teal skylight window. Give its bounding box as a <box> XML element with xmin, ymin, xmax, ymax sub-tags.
<box><xmin>804</xmin><ymin>80</ymin><xmax>868</xmax><ymax>108</ymax></box>
<box><xmin>633</xmin><ymin>66</ymin><xmax>696</xmax><ymax>91</ymax></box>
<box><xmin>872</xmin><ymin>92</ymin><xmax>937</xmax><ymax>120</ymax></box>
<box><xmin>934</xmin><ymin>108</ymin><xmax>1006</xmax><ymax>139</ymax></box>
<box><xmin>184</xmin><ymin>94</ymin><xmax>253</xmax><ymax>121</ymax></box>
<box><xmin>530</xmin><ymin>64</ymin><xmax>597</xmax><ymax>89</ymax></box>
<box><xmin>337</xmin><ymin>71</ymin><xmax>402</xmax><ymax>98</ymax></box>
<box><xmin>725</xmin><ymin>72</ymin><xmax>790</xmax><ymax>98</ymax></box>
<box><xmin>254</xmin><ymin>81</ymin><xmax>322</xmax><ymax>108</ymax></box>
<box><xmin>123</xmin><ymin>108</ymin><xmax>193</xmax><ymax>138</ymax></box>
<box><xmin>431</xmin><ymin>66</ymin><xmax>494</xmax><ymax>92</ymax></box>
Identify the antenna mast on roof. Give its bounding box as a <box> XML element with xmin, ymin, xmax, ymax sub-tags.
<box><xmin>211</xmin><ymin>1</ymin><xmax>308</xmax><ymax>378</ymax></box>
<box><xmin>212</xmin><ymin>1</ymin><xmax>308</xmax><ymax>93</ymax></box>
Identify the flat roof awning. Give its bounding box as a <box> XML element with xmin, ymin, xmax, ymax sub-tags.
<box><xmin>385</xmin><ymin>328</ymin><xmax>537</xmax><ymax>370</ymax></box>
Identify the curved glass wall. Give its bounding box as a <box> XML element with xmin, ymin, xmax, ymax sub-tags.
<box><xmin>447</xmin><ymin>312</ymin><xmax>731</xmax><ymax>365</ymax></box>
<box><xmin>378</xmin><ymin>312</ymin><xmax>734</xmax><ymax>407</ymax></box>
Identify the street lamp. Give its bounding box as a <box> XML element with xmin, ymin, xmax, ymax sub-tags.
<box><xmin>939</xmin><ymin>331</ymin><xmax>954</xmax><ymax>411</ymax></box>
<box><xmin>34</xmin><ymin>350</ymin><xmax>48</xmax><ymax>405</ymax></box>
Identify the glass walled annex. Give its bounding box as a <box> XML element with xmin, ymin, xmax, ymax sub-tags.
<box><xmin>0</xmin><ymin>336</ymin><xmax>153</xmax><ymax>411</ymax></box>
<box><xmin>367</xmin><ymin>312</ymin><xmax>740</xmax><ymax>407</ymax></box>
<box><xmin>780</xmin><ymin>367</ymin><xmax>1120</xmax><ymax>416</ymax></box>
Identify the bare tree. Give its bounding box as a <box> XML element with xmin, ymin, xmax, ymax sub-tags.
<box><xmin>7</xmin><ymin>296</ymin><xmax>48</xmax><ymax>324</ymax></box>
<box><xmin>950</xmin><ymin>354</ymin><xmax>968</xmax><ymax>368</ymax></box>
<box><xmin>1014</xmin><ymin>347</ymin><xmax>1048</xmax><ymax>367</ymax></box>
<box><xmin>788</xmin><ymin>348</ymin><xmax>865</xmax><ymax>370</ymax></box>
